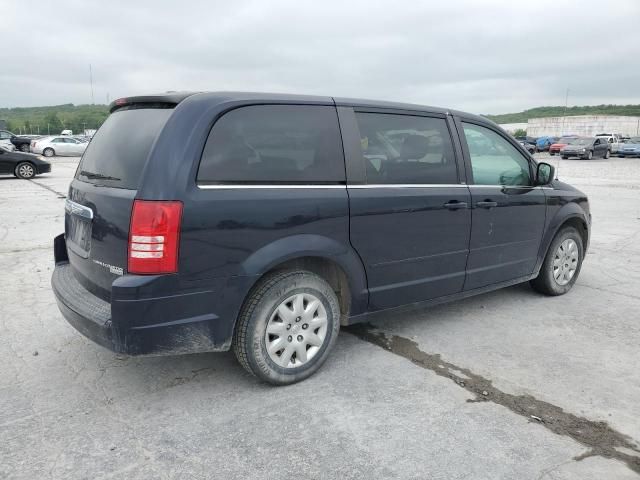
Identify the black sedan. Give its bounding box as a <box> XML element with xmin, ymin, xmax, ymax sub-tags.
<box><xmin>0</xmin><ymin>148</ymin><xmax>51</xmax><ymax>178</ymax></box>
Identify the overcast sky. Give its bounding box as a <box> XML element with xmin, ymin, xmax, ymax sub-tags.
<box><xmin>2</xmin><ymin>0</ymin><xmax>639</xmax><ymax>114</ymax></box>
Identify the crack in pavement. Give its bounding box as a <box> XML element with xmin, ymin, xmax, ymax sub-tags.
<box><xmin>346</xmin><ymin>323</ymin><xmax>640</xmax><ymax>475</ymax></box>
<box><xmin>27</xmin><ymin>179</ymin><xmax>66</xmax><ymax>198</ymax></box>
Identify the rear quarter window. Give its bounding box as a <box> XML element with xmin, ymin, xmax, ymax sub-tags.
<box><xmin>197</xmin><ymin>105</ymin><xmax>345</xmax><ymax>184</ymax></box>
<box><xmin>75</xmin><ymin>107</ymin><xmax>173</xmax><ymax>189</ymax></box>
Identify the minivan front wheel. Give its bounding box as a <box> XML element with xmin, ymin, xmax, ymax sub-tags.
<box><xmin>233</xmin><ymin>270</ymin><xmax>340</xmax><ymax>385</ymax></box>
<box><xmin>530</xmin><ymin>226</ymin><xmax>584</xmax><ymax>296</ymax></box>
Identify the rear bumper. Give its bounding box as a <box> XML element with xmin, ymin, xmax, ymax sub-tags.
<box><xmin>52</xmin><ymin>262</ymin><xmax>115</xmax><ymax>351</ymax></box>
<box><xmin>51</xmin><ymin>234</ymin><xmax>249</xmax><ymax>356</ymax></box>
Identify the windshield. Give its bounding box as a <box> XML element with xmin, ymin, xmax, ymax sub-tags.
<box><xmin>75</xmin><ymin>107</ymin><xmax>173</xmax><ymax>189</ymax></box>
<box><xmin>569</xmin><ymin>138</ymin><xmax>592</xmax><ymax>146</ymax></box>
<box><xmin>626</xmin><ymin>137</ymin><xmax>640</xmax><ymax>143</ymax></box>
<box><xmin>557</xmin><ymin>137</ymin><xmax>575</xmax><ymax>144</ymax></box>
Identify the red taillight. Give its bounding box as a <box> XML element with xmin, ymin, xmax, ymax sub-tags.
<box><xmin>128</xmin><ymin>200</ymin><xmax>183</xmax><ymax>274</ymax></box>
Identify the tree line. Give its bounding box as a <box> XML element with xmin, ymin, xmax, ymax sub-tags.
<box><xmin>2</xmin><ymin>102</ymin><xmax>640</xmax><ymax>136</ymax></box>
<box><xmin>485</xmin><ymin>104</ymin><xmax>640</xmax><ymax>124</ymax></box>
<box><xmin>0</xmin><ymin>104</ymin><xmax>109</xmax><ymax>135</ymax></box>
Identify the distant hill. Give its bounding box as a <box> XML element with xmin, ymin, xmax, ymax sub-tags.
<box><xmin>0</xmin><ymin>104</ymin><xmax>109</xmax><ymax>135</ymax></box>
<box><xmin>485</xmin><ymin>104</ymin><xmax>640</xmax><ymax>124</ymax></box>
<box><xmin>3</xmin><ymin>102</ymin><xmax>640</xmax><ymax>135</ymax></box>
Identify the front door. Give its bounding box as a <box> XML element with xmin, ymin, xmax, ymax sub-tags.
<box><xmin>594</xmin><ymin>138</ymin><xmax>608</xmax><ymax>157</ymax></box>
<box><xmin>347</xmin><ymin>110</ymin><xmax>471</xmax><ymax>310</ymax></box>
<box><xmin>459</xmin><ymin>120</ymin><xmax>547</xmax><ymax>290</ymax></box>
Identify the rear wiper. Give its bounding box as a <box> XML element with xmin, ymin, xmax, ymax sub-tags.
<box><xmin>80</xmin><ymin>170</ymin><xmax>121</xmax><ymax>181</ymax></box>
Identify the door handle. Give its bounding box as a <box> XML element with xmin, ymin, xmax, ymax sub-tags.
<box><xmin>443</xmin><ymin>201</ymin><xmax>468</xmax><ymax>210</ymax></box>
<box><xmin>476</xmin><ymin>201</ymin><xmax>498</xmax><ymax>208</ymax></box>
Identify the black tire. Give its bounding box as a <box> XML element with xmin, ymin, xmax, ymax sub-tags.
<box><xmin>587</xmin><ymin>150</ymin><xmax>593</xmax><ymax>160</ymax></box>
<box><xmin>530</xmin><ymin>226</ymin><xmax>584</xmax><ymax>296</ymax></box>
<box><xmin>604</xmin><ymin>149</ymin><xmax>610</xmax><ymax>159</ymax></box>
<box><xmin>43</xmin><ymin>148</ymin><xmax>55</xmax><ymax>157</ymax></box>
<box><xmin>549</xmin><ymin>152</ymin><xmax>556</xmax><ymax>156</ymax></box>
<box><xmin>14</xmin><ymin>162</ymin><xmax>36</xmax><ymax>179</ymax></box>
<box><xmin>561</xmin><ymin>156</ymin><xmax>568</xmax><ymax>160</ymax></box>
<box><xmin>19</xmin><ymin>144</ymin><xmax>30</xmax><ymax>152</ymax></box>
<box><xmin>232</xmin><ymin>270</ymin><xmax>341</xmax><ymax>385</ymax></box>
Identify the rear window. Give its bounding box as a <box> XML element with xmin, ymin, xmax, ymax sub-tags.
<box><xmin>197</xmin><ymin>105</ymin><xmax>345</xmax><ymax>184</ymax></box>
<box><xmin>75</xmin><ymin>107</ymin><xmax>173</xmax><ymax>189</ymax></box>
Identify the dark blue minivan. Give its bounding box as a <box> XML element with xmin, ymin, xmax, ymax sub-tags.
<box><xmin>52</xmin><ymin>92</ymin><xmax>590</xmax><ymax>384</ymax></box>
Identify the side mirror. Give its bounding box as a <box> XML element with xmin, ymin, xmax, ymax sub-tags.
<box><xmin>535</xmin><ymin>162</ymin><xmax>555</xmax><ymax>185</ymax></box>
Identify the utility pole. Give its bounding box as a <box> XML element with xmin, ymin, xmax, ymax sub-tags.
<box><xmin>89</xmin><ymin>64</ymin><xmax>95</xmax><ymax>105</ymax></box>
<box><xmin>561</xmin><ymin>88</ymin><xmax>569</xmax><ymax>136</ymax></box>
<box><xmin>556</xmin><ymin>88</ymin><xmax>569</xmax><ymax>180</ymax></box>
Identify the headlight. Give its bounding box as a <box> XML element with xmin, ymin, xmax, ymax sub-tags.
<box><xmin>581</xmin><ymin>148</ymin><xmax>586</xmax><ymax>152</ymax></box>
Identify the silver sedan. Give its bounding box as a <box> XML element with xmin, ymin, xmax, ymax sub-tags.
<box><xmin>31</xmin><ymin>136</ymin><xmax>88</xmax><ymax>157</ymax></box>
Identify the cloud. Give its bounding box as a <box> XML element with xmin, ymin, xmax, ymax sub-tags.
<box><xmin>1</xmin><ymin>0</ymin><xmax>639</xmax><ymax>113</ymax></box>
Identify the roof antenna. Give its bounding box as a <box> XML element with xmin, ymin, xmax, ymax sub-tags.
<box><xmin>556</xmin><ymin>87</ymin><xmax>569</xmax><ymax>180</ymax></box>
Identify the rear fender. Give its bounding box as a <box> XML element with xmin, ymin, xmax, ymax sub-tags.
<box><xmin>241</xmin><ymin>234</ymin><xmax>369</xmax><ymax>316</ymax></box>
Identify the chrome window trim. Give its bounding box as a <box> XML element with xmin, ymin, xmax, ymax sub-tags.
<box><xmin>197</xmin><ymin>184</ymin><xmax>346</xmax><ymax>190</ymax></box>
<box><xmin>468</xmin><ymin>184</ymin><xmax>553</xmax><ymax>190</ymax></box>
<box><xmin>196</xmin><ymin>183</ymin><xmax>553</xmax><ymax>190</ymax></box>
<box><xmin>348</xmin><ymin>184</ymin><xmax>467</xmax><ymax>189</ymax></box>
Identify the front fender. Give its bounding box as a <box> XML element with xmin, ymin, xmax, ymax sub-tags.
<box><xmin>241</xmin><ymin>234</ymin><xmax>369</xmax><ymax>315</ymax></box>
<box><xmin>535</xmin><ymin>200</ymin><xmax>590</xmax><ymax>273</ymax></box>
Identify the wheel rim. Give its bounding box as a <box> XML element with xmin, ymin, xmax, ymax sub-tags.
<box><xmin>44</xmin><ymin>149</ymin><xmax>53</xmax><ymax>157</ymax></box>
<box><xmin>552</xmin><ymin>239</ymin><xmax>579</xmax><ymax>286</ymax></box>
<box><xmin>265</xmin><ymin>292</ymin><xmax>328</xmax><ymax>368</ymax></box>
<box><xmin>18</xmin><ymin>164</ymin><xmax>34</xmax><ymax>178</ymax></box>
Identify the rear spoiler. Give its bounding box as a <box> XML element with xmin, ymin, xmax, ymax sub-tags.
<box><xmin>109</xmin><ymin>92</ymin><xmax>198</xmax><ymax>113</ymax></box>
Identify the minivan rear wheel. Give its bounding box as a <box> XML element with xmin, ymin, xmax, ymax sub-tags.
<box><xmin>530</xmin><ymin>226</ymin><xmax>584</xmax><ymax>296</ymax></box>
<box><xmin>233</xmin><ymin>270</ymin><xmax>340</xmax><ymax>385</ymax></box>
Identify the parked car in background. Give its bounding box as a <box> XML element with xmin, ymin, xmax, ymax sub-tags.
<box><xmin>518</xmin><ymin>140</ymin><xmax>537</xmax><ymax>153</ymax></box>
<box><xmin>51</xmin><ymin>91</ymin><xmax>590</xmax><ymax>385</ymax></box>
<box><xmin>0</xmin><ymin>140</ymin><xmax>14</xmax><ymax>152</ymax></box>
<box><xmin>617</xmin><ymin>136</ymin><xmax>640</xmax><ymax>157</ymax></box>
<box><xmin>536</xmin><ymin>136</ymin><xmax>558</xmax><ymax>152</ymax></box>
<box><xmin>595</xmin><ymin>133</ymin><xmax>622</xmax><ymax>154</ymax></box>
<box><xmin>0</xmin><ymin>147</ymin><xmax>51</xmax><ymax>178</ymax></box>
<box><xmin>560</xmin><ymin>137</ymin><xmax>610</xmax><ymax>160</ymax></box>
<box><xmin>0</xmin><ymin>130</ymin><xmax>34</xmax><ymax>152</ymax></box>
<box><xmin>549</xmin><ymin>136</ymin><xmax>578</xmax><ymax>155</ymax></box>
<box><xmin>31</xmin><ymin>136</ymin><xmax>88</xmax><ymax>157</ymax></box>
